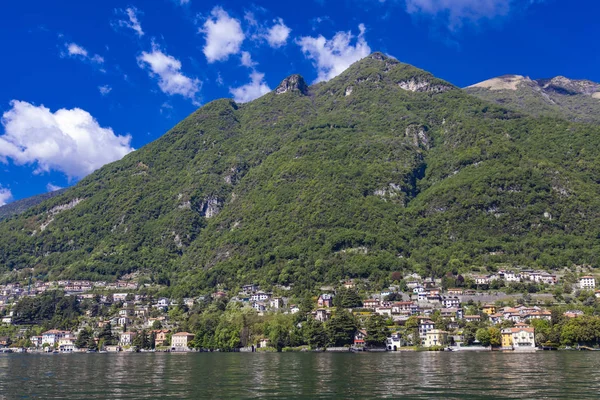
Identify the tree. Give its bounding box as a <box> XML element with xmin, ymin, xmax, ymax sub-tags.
<box><xmin>326</xmin><ymin>309</ymin><xmax>357</xmax><ymax>346</ymax></box>
<box><xmin>462</xmin><ymin>324</ymin><xmax>477</xmax><ymax>345</ymax></box>
<box><xmin>304</xmin><ymin>319</ymin><xmax>327</xmax><ymax>349</ymax></box>
<box><xmin>488</xmin><ymin>327</ymin><xmax>501</xmax><ymax>348</ymax></box>
<box><xmin>365</xmin><ymin>314</ymin><xmax>390</xmax><ymax>348</ymax></box>
<box><xmin>152</xmin><ymin>320</ymin><xmax>163</xmax><ymax>330</ymax></box>
<box><xmin>334</xmin><ymin>288</ymin><xmax>362</xmax><ymax>309</ymax></box>
<box><xmin>75</xmin><ymin>328</ymin><xmax>96</xmax><ymax>350</ymax></box>
<box><xmin>98</xmin><ymin>322</ymin><xmax>115</xmax><ymax>346</ymax></box>
<box><xmin>476</xmin><ymin>328</ymin><xmax>491</xmax><ymax>347</ymax></box>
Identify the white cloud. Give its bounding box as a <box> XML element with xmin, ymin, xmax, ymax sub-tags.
<box><xmin>265</xmin><ymin>18</ymin><xmax>291</xmax><ymax>48</ymax></box>
<box><xmin>63</xmin><ymin>42</ymin><xmax>104</xmax><ymax>64</ymax></box>
<box><xmin>177</xmin><ymin>0</ymin><xmax>190</xmax><ymax>4</ymax></box>
<box><xmin>114</xmin><ymin>7</ymin><xmax>144</xmax><ymax>37</ymax></box>
<box><xmin>229</xmin><ymin>71</ymin><xmax>271</xmax><ymax>103</ymax></box>
<box><xmin>240</xmin><ymin>51</ymin><xmax>257</xmax><ymax>68</ymax></box>
<box><xmin>46</xmin><ymin>183</ymin><xmax>63</xmax><ymax>192</ymax></box>
<box><xmin>405</xmin><ymin>0</ymin><xmax>527</xmax><ymax>29</ymax></box>
<box><xmin>297</xmin><ymin>24</ymin><xmax>371</xmax><ymax>83</ymax></box>
<box><xmin>201</xmin><ymin>7</ymin><xmax>245</xmax><ymax>63</ymax></box>
<box><xmin>0</xmin><ymin>100</ymin><xmax>134</xmax><ymax>179</ymax></box>
<box><xmin>98</xmin><ymin>85</ymin><xmax>112</xmax><ymax>95</ymax></box>
<box><xmin>0</xmin><ymin>186</ymin><xmax>12</xmax><ymax>206</ymax></box>
<box><xmin>137</xmin><ymin>45</ymin><xmax>201</xmax><ymax>102</ymax></box>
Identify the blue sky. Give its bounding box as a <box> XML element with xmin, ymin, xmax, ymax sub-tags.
<box><xmin>1</xmin><ymin>0</ymin><xmax>598</xmax><ymax>204</ymax></box>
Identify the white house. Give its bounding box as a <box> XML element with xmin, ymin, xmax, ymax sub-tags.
<box><xmin>171</xmin><ymin>332</ymin><xmax>195</xmax><ymax>351</ymax></box>
<box><xmin>41</xmin><ymin>330</ymin><xmax>71</xmax><ymax>347</ymax></box>
<box><xmin>250</xmin><ymin>291</ymin><xmax>272</xmax><ymax>302</ymax></box>
<box><xmin>120</xmin><ymin>332</ymin><xmax>137</xmax><ymax>346</ymax></box>
<box><xmin>113</xmin><ymin>293</ymin><xmax>128</xmax><ymax>302</ymax></box>
<box><xmin>579</xmin><ymin>276</ymin><xmax>596</xmax><ymax>290</ymax></box>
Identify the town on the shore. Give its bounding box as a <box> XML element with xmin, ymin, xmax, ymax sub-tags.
<box><xmin>1</xmin><ymin>267</ymin><xmax>600</xmax><ymax>354</ymax></box>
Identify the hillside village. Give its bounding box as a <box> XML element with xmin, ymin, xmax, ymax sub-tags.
<box><xmin>1</xmin><ymin>268</ymin><xmax>600</xmax><ymax>353</ymax></box>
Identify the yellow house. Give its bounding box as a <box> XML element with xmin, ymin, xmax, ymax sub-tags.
<box><xmin>482</xmin><ymin>304</ymin><xmax>497</xmax><ymax>315</ymax></box>
<box><xmin>424</xmin><ymin>329</ymin><xmax>449</xmax><ymax>348</ymax></box>
<box><xmin>501</xmin><ymin>329</ymin><xmax>513</xmax><ymax>348</ymax></box>
<box><xmin>501</xmin><ymin>323</ymin><xmax>535</xmax><ymax>350</ymax></box>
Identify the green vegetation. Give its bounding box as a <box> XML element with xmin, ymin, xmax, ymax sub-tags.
<box><xmin>1</xmin><ymin>53</ymin><xmax>600</xmax><ymax>297</ymax></box>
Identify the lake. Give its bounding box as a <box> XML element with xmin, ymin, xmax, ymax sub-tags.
<box><xmin>1</xmin><ymin>352</ymin><xmax>599</xmax><ymax>399</ymax></box>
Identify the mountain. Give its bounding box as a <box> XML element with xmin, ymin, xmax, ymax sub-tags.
<box><xmin>2</xmin><ymin>53</ymin><xmax>600</xmax><ymax>295</ymax></box>
<box><xmin>465</xmin><ymin>74</ymin><xmax>600</xmax><ymax>124</ymax></box>
<box><xmin>0</xmin><ymin>188</ymin><xmax>66</xmax><ymax>221</ymax></box>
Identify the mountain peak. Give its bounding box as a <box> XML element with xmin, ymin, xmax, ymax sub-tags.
<box><xmin>467</xmin><ymin>75</ymin><xmax>532</xmax><ymax>91</ymax></box>
<box><xmin>275</xmin><ymin>74</ymin><xmax>308</xmax><ymax>95</ymax></box>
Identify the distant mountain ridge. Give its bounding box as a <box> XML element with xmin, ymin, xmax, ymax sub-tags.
<box><xmin>0</xmin><ymin>189</ymin><xmax>67</xmax><ymax>221</ymax></box>
<box><xmin>466</xmin><ymin>74</ymin><xmax>600</xmax><ymax>124</ymax></box>
<box><xmin>2</xmin><ymin>53</ymin><xmax>600</xmax><ymax>296</ymax></box>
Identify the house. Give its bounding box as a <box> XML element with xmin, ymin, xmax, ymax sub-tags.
<box><xmin>171</xmin><ymin>332</ymin><xmax>195</xmax><ymax>351</ymax></box>
<box><xmin>113</xmin><ymin>293</ymin><xmax>128</xmax><ymax>302</ymax></box>
<box><xmin>289</xmin><ymin>305</ymin><xmax>300</xmax><ymax>314</ymax></box>
<box><xmin>447</xmin><ymin>288</ymin><xmax>463</xmax><ymax>295</ymax></box>
<box><xmin>579</xmin><ymin>276</ymin><xmax>596</xmax><ymax>290</ymax></box>
<box><xmin>42</xmin><ymin>330</ymin><xmax>70</xmax><ymax>347</ymax></box>
<box><xmin>540</xmin><ymin>273</ymin><xmax>557</xmax><ymax>285</ymax></box>
<box><xmin>489</xmin><ymin>313</ymin><xmax>504</xmax><ymax>324</ymax></box>
<box><xmin>58</xmin><ymin>335</ymin><xmax>76</xmax><ymax>353</ymax></box>
<box><xmin>1</xmin><ymin>316</ymin><xmax>12</xmax><ymax>324</ymax></box>
<box><xmin>392</xmin><ymin>301</ymin><xmax>414</xmax><ymax>314</ymax></box>
<box><xmin>269</xmin><ymin>297</ymin><xmax>284</xmax><ymax>309</ymax></box>
<box><xmin>343</xmin><ymin>280</ymin><xmax>356</xmax><ymax>289</ymax></box>
<box><xmin>317</xmin><ymin>294</ymin><xmax>334</xmax><ymax>308</ymax></box>
<box><xmin>153</xmin><ymin>330</ymin><xmax>171</xmax><ymax>347</ymax></box>
<box><xmin>406</xmin><ymin>281</ymin><xmax>420</xmax><ymax>289</ymax></box>
<box><xmin>482</xmin><ymin>304</ymin><xmax>497</xmax><ymax>315</ymax></box>
<box><xmin>595</xmin><ymin>290</ymin><xmax>600</xmax><ymax>299</ymax></box>
<box><xmin>156</xmin><ymin>298</ymin><xmax>170</xmax><ymax>309</ymax></box>
<box><xmin>441</xmin><ymin>296</ymin><xmax>460</xmax><ymax>309</ymax></box>
<box><xmin>375</xmin><ymin>306</ymin><xmax>392</xmax><ymax>317</ymax></box>
<box><xmin>412</xmin><ymin>286</ymin><xmax>426</xmax><ymax>294</ymax></box>
<box><xmin>29</xmin><ymin>336</ymin><xmax>42</xmax><ymax>348</ymax></box>
<box><xmin>253</xmin><ymin>302</ymin><xmax>266</xmax><ymax>312</ymax></box>
<box><xmin>501</xmin><ymin>323</ymin><xmax>535</xmax><ymax>350</ymax></box>
<box><xmin>242</xmin><ymin>284</ymin><xmax>259</xmax><ymax>294</ymax></box>
<box><xmin>386</xmin><ymin>332</ymin><xmax>405</xmax><ymax>351</ymax></box>
<box><xmin>258</xmin><ymin>338</ymin><xmax>271</xmax><ymax>348</ymax></box>
<box><xmin>250</xmin><ymin>291</ymin><xmax>272</xmax><ymax>302</ymax></box>
<box><xmin>120</xmin><ymin>332</ymin><xmax>137</xmax><ymax>346</ymax></box>
<box><xmin>502</xmin><ymin>271</ymin><xmax>521</xmax><ymax>282</ymax></box>
<box><xmin>418</xmin><ymin>318</ymin><xmax>435</xmax><ymax>339</ymax></box>
<box><xmin>354</xmin><ymin>330</ymin><xmax>367</xmax><ymax>347</ymax></box>
<box><xmin>104</xmin><ymin>345</ymin><xmax>121</xmax><ymax>352</ymax></box>
<box><xmin>363</xmin><ymin>299</ymin><xmax>380</xmax><ymax>310</ymax></box>
<box><xmin>314</xmin><ymin>308</ymin><xmax>331</xmax><ymax>322</ymax></box>
<box><xmin>474</xmin><ymin>276</ymin><xmax>490</xmax><ymax>285</ymax></box>
<box><xmin>0</xmin><ymin>337</ymin><xmax>10</xmax><ymax>348</ymax></box>
<box><xmin>117</xmin><ymin>316</ymin><xmax>131</xmax><ymax>326</ymax></box>
<box><xmin>464</xmin><ymin>315</ymin><xmax>481</xmax><ymax>323</ymax></box>
<box><xmin>441</xmin><ymin>308</ymin><xmax>463</xmax><ymax>321</ymax></box>
<box><xmin>424</xmin><ymin>329</ymin><xmax>449</xmax><ymax>348</ymax></box>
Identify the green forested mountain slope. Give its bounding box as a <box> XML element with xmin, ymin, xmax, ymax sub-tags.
<box><xmin>2</xmin><ymin>53</ymin><xmax>600</xmax><ymax>295</ymax></box>
<box><xmin>465</xmin><ymin>74</ymin><xmax>600</xmax><ymax>124</ymax></box>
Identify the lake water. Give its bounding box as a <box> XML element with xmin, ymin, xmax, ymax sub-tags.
<box><xmin>1</xmin><ymin>352</ymin><xmax>599</xmax><ymax>399</ymax></box>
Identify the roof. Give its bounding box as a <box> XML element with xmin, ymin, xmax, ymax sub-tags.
<box><xmin>42</xmin><ymin>330</ymin><xmax>70</xmax><ymax>335</ymax></box>
<box><xmin>581</xmin><ymin>276</ymin><xmax>595</xmax><ymax>279</ymax></box>
<box><xmin>464</xmin><ymin>315</ymin><xmax>481</xmax><ymax>319</ymax></box>
<box><xmin>173</xmin><ymin>332</ymin><xmax>195</xmax><ymax>336</ymax></box>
